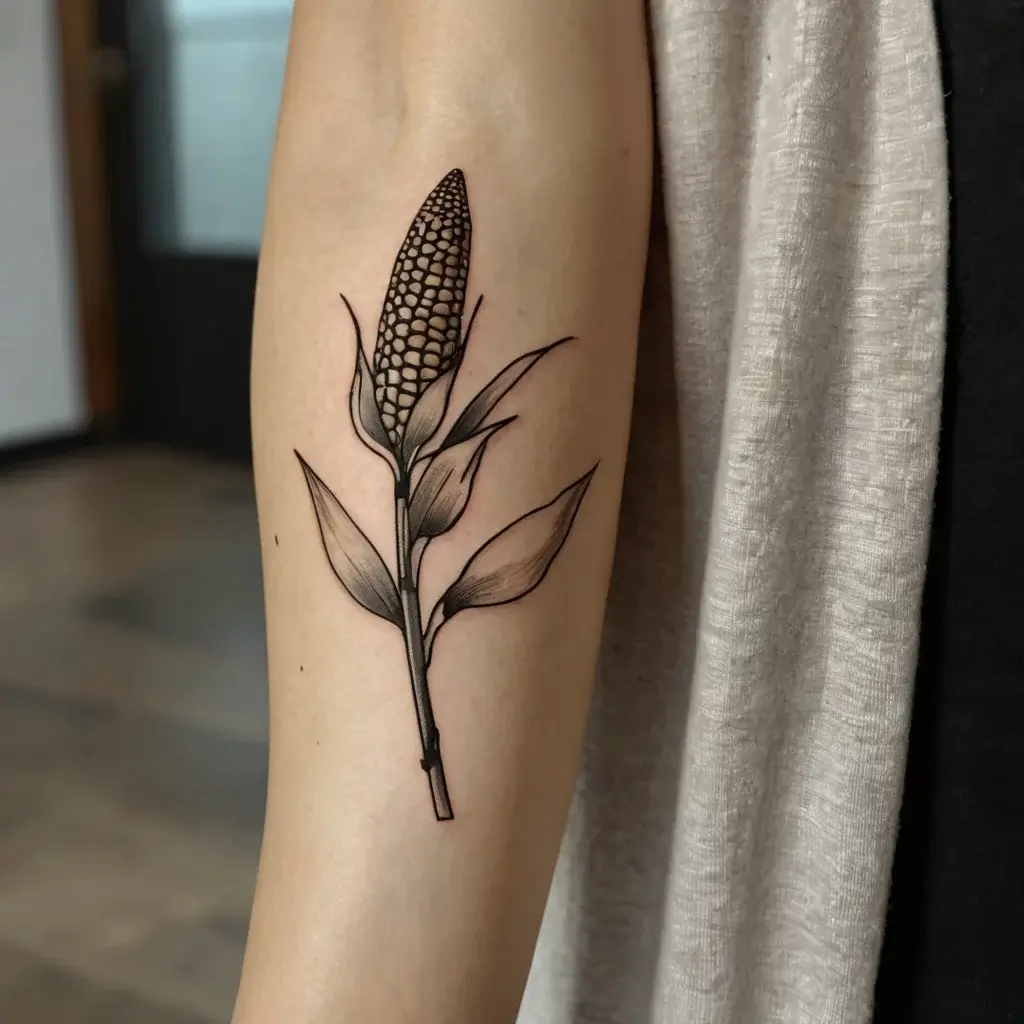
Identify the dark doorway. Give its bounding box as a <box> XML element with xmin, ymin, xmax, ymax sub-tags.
<box><xmin>94</xmin><ymin>0</ymin><xmax>291</xmax><ymax>461</ymax></box>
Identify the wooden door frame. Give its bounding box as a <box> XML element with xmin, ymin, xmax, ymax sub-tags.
<box><xmin>54</xmin><ymin>0</ymin><xmax>119</xmax><ymax>427</ymax></box>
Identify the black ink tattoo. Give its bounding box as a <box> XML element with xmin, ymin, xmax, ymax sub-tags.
<box><xmin>296</xmin><ymin>169</ymin><xmax>596</xmax><ymax>821</ymax></box>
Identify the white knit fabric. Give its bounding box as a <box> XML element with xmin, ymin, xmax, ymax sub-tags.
<box><xmin>519</xmin><ymin>0</ymin><xmax>947</xmax><ymax>1020</ymax></box>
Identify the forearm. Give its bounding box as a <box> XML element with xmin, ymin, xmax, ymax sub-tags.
<box><xmin>235</xmin><ymin>2</ymin><xmax>650</xmax><ymax>1021</ymax></box>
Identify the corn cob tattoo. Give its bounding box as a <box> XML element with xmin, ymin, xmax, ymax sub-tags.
<box><xmin>296</xmin><ymin>170</ymin><xmax>597</xmax><ymax>821</ymax></box>
<box><xmin>374</xmin><ymin>170</ymin><xmax>471</xmax><ymax>444</ymax></box>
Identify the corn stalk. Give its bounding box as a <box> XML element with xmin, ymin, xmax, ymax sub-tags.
<box><xmin>296</xmin><ymin>170</ymin><xmax>596</xmax><ymax>821</ymax></box>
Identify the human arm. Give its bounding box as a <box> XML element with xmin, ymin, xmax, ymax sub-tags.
<box><xmin>234</xmin><ymin>2</ymin><xmax>651</xmax><ymax>1020</ymax></box>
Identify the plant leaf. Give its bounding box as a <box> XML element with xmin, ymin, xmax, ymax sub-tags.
<box><xmin>441</xmin><ymin>336</ymin><xmax>573</xmax><ymax>450</ymax></box>
<box><xmin>438</xmin><ymin>465</ymin><xmax>597</xmax><ymax>618</ymax></box>
<box><xmin>399</xmin><ymin>367</ymin><xmax>456</xmax><ymax>465</ymax></box>
<box><xmin>408</xmin><ymin>417</ymin><xmax>515</xmax><ymax>542</ymax></box>
<box><xmin>296</xmin><ymin>452</ymin><xmax>402</xmax><ymax>627</ymax></box>
<box><xmin>400</xmin><ymin>295</ymin><xmax>484</xmax><ymax>466</ymax></box>
<box><xmin>341</xmin><ymin>294</ymin><xmax>396</xmax><ymax>467</ymax></box>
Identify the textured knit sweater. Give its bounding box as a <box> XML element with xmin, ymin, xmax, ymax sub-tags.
<box><xmin>519</xmin><ymin>1</ymin><xmax>947</xmax><ymax>1020</ymax></box>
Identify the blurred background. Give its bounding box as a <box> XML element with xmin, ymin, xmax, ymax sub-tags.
<box><xmin>0</xmin><ymin>1</ymin><xmax>291</xmax><ymax>1018</ymax></box>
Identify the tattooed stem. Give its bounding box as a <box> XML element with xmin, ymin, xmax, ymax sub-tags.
<box><xmin>395</xmin><ymin>483</ymin><xmax>454</xmax><ymax>821</ymax></box>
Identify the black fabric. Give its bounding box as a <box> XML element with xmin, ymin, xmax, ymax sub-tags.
<box><xmin>873</xmin><ymin>1</ymin><xmax>1024</xmax><ymax>1020</ymax></box>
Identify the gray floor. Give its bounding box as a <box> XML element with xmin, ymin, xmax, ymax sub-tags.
<box><xmin>0</xmin><ymin>449</ymin><xmax>268</xmax><ymax>1022</ymax></box>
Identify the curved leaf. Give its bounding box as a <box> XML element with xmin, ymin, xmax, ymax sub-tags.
<box><xmin>399</xmin><ymin>367</ymin><xmax>456</xmax><ymax>465</ymax></box>
<box><xmin>400</xmin><ymin>295</ymin><xmax>484</xmax><ymax>466</ymax></box>
<box><xmin>341</xmin><ymin>294</ymin><xmax>396</xmax><ymax>468</ymax></box>
<box><xmin>438</xmin><ymin>465</ymin><xmax>597</xmax><ymax>619</ymax></box>
<box><xmin>296</xmin><ymin>452</ymin><xmax>401</xmax><ymax>627</ymax></box>
<box><xmin>441</xmin><ymin>336</ymin><xmax>573</xmax><ymax>450</ymax></box>
<box><xmin>408</xmin><ymin>417</ymin><xmax>515</xmax><ymax>542</ymax></box>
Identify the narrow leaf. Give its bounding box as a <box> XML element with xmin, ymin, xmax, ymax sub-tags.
<box><xmin>439</xmin><ymin>465</ymin><xmax>597</xmax><ymax>618</ymax></box>
<box><xmin>408</xmin><ymin>418</ymin><xmax>515</xmax><ymax>542</ymax></box>
<box><xmin>341</xmin><ymin>294</ymin><xmax>396</xmax><ymax>467</ymax></box>
<box><xmin>399</xmin><ymin>366</ymin><xmax>455</xmax><ymax>465</ymax></box>
<box><xmin>296</xmin><ymin>452</ymin><xmax>402</xmax><ymax>627</ymax></box>
<box><xmin>400</xmin><ymin>295</ymin><xmax>484</xmax><ymax>466</ymax></box>
<box><xmin>441</xmin><ymin>337</ymin><xmax>573</xmax><ymax>449</ymax></box>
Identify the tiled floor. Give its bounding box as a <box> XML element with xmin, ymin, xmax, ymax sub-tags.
<box><xmin>0</xmin><ymin>448</ymin><xmax>268</xmax><ymax>1022</ymax></box>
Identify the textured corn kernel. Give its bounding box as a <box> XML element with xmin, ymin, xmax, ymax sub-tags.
<box><xmin>373</xmin><ymin>170</ymin><xmax>472</xmax><ymax>445</ymax></box>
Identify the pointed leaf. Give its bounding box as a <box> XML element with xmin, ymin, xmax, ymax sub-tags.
<box><xmin>440</xmin><ymin>465</ymin><xmax>597</xmax><ymax>617</ymax></box>
<box><xmin>399</xmin><ymin>367</ymin><xmax>456</xmax><ymax>465</ymax></box>
<box><xmin>296</xmin><ymin>452</ymin><xmax>402</xmax><ymax>627</ymax></box>
<box><xmin>408</xmin><ymin>418</ymin><xmax>515</xmax><ymax>542</ymax></box>
<box><xmin>352</xmin><ymin>345</ymin><xmax>395</xmax><ymax>462</ymax></box>
<box><xmin>400</xmin><ymin>295</ymin><xmax>484</xmax><ymax>466</ymax></box>
<box><xmin>341</xmin><ymin>294</ymin><xmax>396</xmax><ymax>466</ymax></box>
<box><xmin>441</xmin><ymin>337</ymin><xmax>573</xmax><ymax>449</ymax></box>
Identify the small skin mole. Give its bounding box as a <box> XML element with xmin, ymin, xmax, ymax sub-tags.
<box><xmin>300</xmin><ymin>665</ymin><xmax>304</xmax><ymax>673</ymax></box>
<box><xmin>274</xmin><ymin>535</ymin><xmax>279</xmax><ymax>546</ymax></box>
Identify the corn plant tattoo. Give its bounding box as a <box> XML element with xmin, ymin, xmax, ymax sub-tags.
<box><xmin>296</xmin><ymin>170</ymin><xmax>596</xmax><ymax>821</ymax></box>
